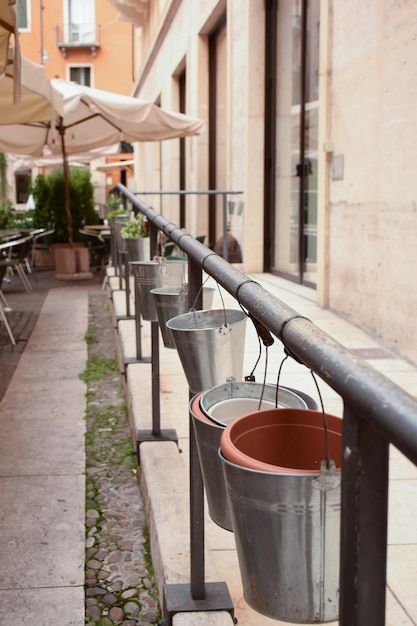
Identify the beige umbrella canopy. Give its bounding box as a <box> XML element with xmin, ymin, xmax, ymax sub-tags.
<box><xmin>0</xmin><ymin>0</ymin><xmax>18</xmax><ymax>77</ymax></box>
<box><xmin>0</xmin><ymin>78</ymin><xmax>205</xmax><ymax>243</ymax></box>
<box><xmin>0</xmin><ymin>46</ymin><xmax>64</xmax><ymax>127</ymax></box>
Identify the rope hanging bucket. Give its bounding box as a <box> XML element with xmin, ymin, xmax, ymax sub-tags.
<box><xmin>130</xmin><ymin>259</ymin><xmax>187</xmax><ymax>321</ymax></box>
<box><xmin>150</xmin><ymin>286</ymin><xmax>215</xmax><ymax>349</ymax></box>
<box><xmin>166</xmin><ymin>308</ymin><xmax>247</xmax><ymax>393</ymax></box>
<box><xmin>220</xmin><ymin>407</ymin><xmax>342</xmax><ymax>622</ymax></box>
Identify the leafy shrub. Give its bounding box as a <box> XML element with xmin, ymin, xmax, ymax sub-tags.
<box><xmin>31</xmin><ymin>167</ymin><xmax>99</xmax><ymax>243</ymax></box>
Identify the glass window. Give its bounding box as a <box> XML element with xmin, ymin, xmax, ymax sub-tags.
<box><xmin>69</xmin><ymin>0</ymin><xmax>95</xmax><ymax>43</ymax></box>
<box><xmin>16</xmin><ymin>0</ymin><xmax>29</xmax><ymax>30</ymax></box>
<box><xmin>69</xmin><ymin>66</ymin><xmax>91</xmax><ymax>86</ymax></box>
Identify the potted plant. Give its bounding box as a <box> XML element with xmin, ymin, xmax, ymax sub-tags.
<box><xmin>31</xmin><ymin>168</ymin><xmax>99</xmax><ymax>278</ymax></box>
<box><xmin>120</xmin><ymin>214</ymin><xmax>149</xmax><ymax>262</ymax></box>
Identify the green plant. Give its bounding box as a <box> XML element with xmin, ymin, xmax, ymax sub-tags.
<box><xmin>30</xmin><ymin>167</ymin><xmax>99</xmax><ymax>243</ymax></box>
<box><xmin>106</xmin><ymin>193</ymin><xmax>123</xmax><ymax>209</ymax></box>
<box><xmin>107</xmin><ymin>207</ymin><xmax>127</xmax><ymax>220</ymax></box>
<box><xmin>121</xmin><ymin>214</ymin><xmax>148</xmax><ymax>239</ymax></box>
<box><xmin>0</xmin><ymin>199</ymin><xmax>17</xmax><ymax>229</ymax></box>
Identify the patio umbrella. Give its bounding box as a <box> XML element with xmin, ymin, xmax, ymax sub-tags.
<box><xmin>0</xmin><ymin>1</ymin><xmax>18</xmax><ymax>77</ymax></box>
<box><xmin>0</xmin><ymin>46</ymin><xmax>64</xmax><ymax>126</ymax></box>
<box><xmin>0</xmin><ymin>78</ymin><xmax>205</xmax><ymax>243</ymax></box>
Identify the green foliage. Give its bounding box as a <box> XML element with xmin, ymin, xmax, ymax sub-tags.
<box><xmin>0</xmin><ymin>199</ymin><xmax>17</xmax><ymax>229</ymax></box>
<box><xmin>106</xmin><ymin>193</ymin><xmax>123</xmax><ymax>209</ymax></box>
<box><xmin>31</xmin><ymin>167</ymin><xmax>99</xmax><ymax>243</ymax></box>
<box><xmin>0</xmin><ymin>153</ymin><xmax>8</xmax><ymax>204</ymax></box>
<box><xmin>121</xmin><ymin>214</ymin><xmax>148</xmax><ymax>239</ymax></box>
<box><xmin>107</xmin><ymin>207</ymin><xmax>126</xmax><ymax>220</ymax></box>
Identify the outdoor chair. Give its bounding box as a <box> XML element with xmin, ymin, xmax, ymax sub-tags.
<box><xmin>0</xmin><ymin>264</ymin><xmax>16</xmax><ymax>345</ymax></box>
<box><xmin>79</xmin><ymin>228</ymin><xmax>110</xmax><ymax>271</ymax></box>
<box><xmin>0</xmin><ymin>235</ymin><xmax>34</xmax><ymax>294</ymax></box>
<box><xmin>30</xmin><ymin>228</ymin><xmax>55</xmax><ymax>268</ymax></box>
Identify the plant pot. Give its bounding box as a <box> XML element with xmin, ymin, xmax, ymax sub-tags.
<box><xmin>53</xmin><ymin>244</ymin><xmax>76</xmax><ymax>274</ymax></box>
<box><xmin>52</xmin><ymin>243</ymin><xmax>92</xmax><ymax>279</ymax></box>
<box><xmin>219</xmin><ymin>408</ymin><xmax>342</xmax><ymax>622</ymax></box>
<box><xmin>166</xmin><ymin>308</ymin><xmax>247</xmax><ymax>394</ymax></box>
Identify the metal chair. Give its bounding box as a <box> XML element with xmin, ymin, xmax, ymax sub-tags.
<box><xmin>0</xmin><ymin>235</ymin><xmax>34</xmax><ymax>294</ymax></box>
<box><xmin>0</xmin><ymin>264</ymin><xmax>16</xmax><ymax>345</ymax></box>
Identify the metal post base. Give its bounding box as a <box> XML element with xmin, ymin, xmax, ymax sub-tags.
<box><xmin>136</xmin><ymin>428</ymin><xmax>179</xmax><ymax>463</ymax></box>
<box><xmin>161</xmin><ymin>582</ymin><xmax>235</xmax><ymax>626</ymax></box>
<box><xmin>124</xmin><ymin>355</ymin><xmax>152</xmax><ymax>365</ymax></box>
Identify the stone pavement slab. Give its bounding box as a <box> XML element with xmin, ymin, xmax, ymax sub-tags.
<box><xmin>0</xmin><ymin>285</ymin><xmax>91</xmax><ymax>626</ymax></box>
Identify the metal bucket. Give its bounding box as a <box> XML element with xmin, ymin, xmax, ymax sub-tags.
<box><xmin>126</xmin><ymin>237</ymin><xmax>147</xmax><ymax>263</ymax></box>
<box><xmin>130</xmin><ymin>259</ymin><xmax>187</xmax><ymax>321</ymax></box>
<box><xmin>190</xmin><ymin>384</ymin><xmax>311</xmax><ymax>532</ymax></box>
<box><xmin>200</xmin><ymin>380</ymin><xmax>308</xmax><ymax>426</ymax></box>
<box><xmin>220</xmin><ymin>408</ymin><xmax>342</xmax><ymax>622</ymax></box>
<box><xmin>166</xmin><ymin>309</ymin><xmax>247</xmax><ymax>393</ymax></box>
<box><xmin>151</xmin><ymin>286</ymin><xmax>215</xmax><ymax>349</ymax></box>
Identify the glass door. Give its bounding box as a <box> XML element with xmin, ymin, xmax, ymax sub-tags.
<box><xmin>272</xmin><ymin>0</ymin><xmax>319</xmax><ymax>285</ymax></box>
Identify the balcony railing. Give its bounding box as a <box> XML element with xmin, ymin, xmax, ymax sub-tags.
<box><xmin>55</xmin><ymin>23</ymin><xmax>101</xmax><ymax>57</ymax></box>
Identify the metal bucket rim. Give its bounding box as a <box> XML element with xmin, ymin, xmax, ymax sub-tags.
<box><xmin>200</xmin><ymin>381</ymin><xmax>307</xmax><ymax>426</ymax></box>
<box><xmin>166</xmin><ymin>308</ymin><xmax>247</xmax><ymax>331</ymax></box>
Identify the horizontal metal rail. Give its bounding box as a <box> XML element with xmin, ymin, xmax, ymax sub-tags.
<box><xmin>125</xmin><ymin>188</ymin><xmax>243</xmax><ymax>261</ymax></box>
<box><xmin>117</xmin><ymin>183</ymin><xmax>417</xmax><ymax>626</ymax></box>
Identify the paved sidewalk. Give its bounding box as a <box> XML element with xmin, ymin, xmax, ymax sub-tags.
<box><xmin>0</xmin><ymin>284</ymin><xmax>93</xmax><ymax>625</ymax></box>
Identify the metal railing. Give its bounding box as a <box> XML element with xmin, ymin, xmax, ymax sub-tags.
<box><xmin>115</xmin><ymin>183</ymin><xmax>417</xmax><ymax>626</ymax></box>
<box><xmin>125</xmin><ymin>188</ymin><xmax>243</xmax><ymax>261</ymax></box>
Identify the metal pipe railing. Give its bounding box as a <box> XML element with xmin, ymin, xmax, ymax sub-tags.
<box><xmin>116</xmin><ymin>183</ymin><xmax>417</xmax><ymax>626</ymax></box>
<box><xmin>129</xmin><ymin>188</ymin><xmax>243</xmax><ymax>261</ymax></box>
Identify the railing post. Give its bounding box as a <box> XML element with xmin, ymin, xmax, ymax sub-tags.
<box><xmin>339</xmin><ymin>404</ymin><xmax>389</xmax><ymax>625</ymax></box>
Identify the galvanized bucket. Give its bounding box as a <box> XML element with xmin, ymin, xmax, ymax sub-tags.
<box><xmin>191</xmin><ymin>384</ymin><xmax>311</xmax><ymax>532</ymax></box>
<box><xmin>130</xmin><ymin>259</ymin><xmax>187</xmax><ymax>321</ymax></box>
<box><xmin>125</xmin><ymin>237</ymin><xmax>147</xmax><ymax>263</ymax></box>
<box><xmin>151</xmin><ymin>286</ymin><xmax>215</xmax><ymax>349</ymax></box>
<box><xmin>166</xmin><ymin>309</ymin><xmax>247</xmax><ymax>393</ymax></box>
<box><xmin>220</xmin><ymin>408</ymin><xmax>342</xmax><ymax>622</ymax></box>
<box><xmin>200</xmin><ymin>380</ymin><xmax>308</xmax><ymax>426</ymax></box>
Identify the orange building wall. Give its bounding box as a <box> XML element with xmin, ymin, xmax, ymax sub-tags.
<box><xmin>18</xmin><ymin>0</ymin><xmax>135</xmax><ymax>96</ymax></box>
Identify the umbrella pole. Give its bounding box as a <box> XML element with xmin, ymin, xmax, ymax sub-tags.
<box><xmin>58</xmin><ymin>119</ymin><xmax>74</xmax><ymax>246</ymax></box>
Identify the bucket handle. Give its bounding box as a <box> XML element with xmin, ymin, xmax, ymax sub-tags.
<box><xmin>276</xmin><ymin>353</ymin><xmax>334</xmax><ymax>472</ymax></box>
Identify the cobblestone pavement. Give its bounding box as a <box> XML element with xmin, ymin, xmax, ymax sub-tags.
<box><xmin>0</xmin><ymin>271</ymin><xmax>161</xmax><ymax>625</ymax></box>
<box><xmin>84</xmin><ymin>292</ymin><xmax>161</xmax><ymax>625</ymax></box>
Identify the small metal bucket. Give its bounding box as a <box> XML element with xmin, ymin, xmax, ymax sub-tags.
<box><xmin>166</xmin><ymin>309</ymin><xmax>247</xmax><ymax>393</ymax></box>
<box><xmin>220</xmin><ymin>408</ymin><xmax>342</xmax><ymax>622</ymax></box>
<box><xmin>200</xmin><ymin>380</ymin><xmax>308</xmax><ymax>426</ymax></box>
<box><xmin>130</xmin><ymin>259</ymin><xmax>187</xmax><ymax>321</ymax></box>
<box><xmin>125</xmin><ymin>237</ymin><xmax>147</xmax><ymax>263</ymax></box>
<box><xmin>191</xmin><ymin>383</ymin><xmax>310</xmax><ymax>532</ymax></box>
<box><xmin>151</xmin><ymin>286</ymin><xmax>215</xmax><ymax>349</ymax></box>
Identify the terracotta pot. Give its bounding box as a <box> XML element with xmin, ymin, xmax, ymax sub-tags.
<box><xmin>220</xmin><ymin>407</ymin><xmax>342</xmax><ymax>474</ymax></box>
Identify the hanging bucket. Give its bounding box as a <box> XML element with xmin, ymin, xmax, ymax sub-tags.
<box><xmin>191</xmin><ymin>384</ymin><xmax>312</xmax><ymax>532</ymax></box>
<box><xmin>126</xmin><ymin>237</ymin><xmax>148</xmax><ymax>263</ymax></box>
<box><xmin>166</xmin><ymin>309</ymin><xmax>247</xmax><ymax>393</ymax></box>
<box><xmin>220</xmin><ymin>408</ymin><xmax>342</xmax><ymax>622</ymax></box>
<box><xmin>130</xmin><ymin>259</ymin><xmax>187</xmax><ymax>321</ymax></box>
<box><xmin>200</xmin><ymin>380</ymin><xmax>308</xmax><ymax>426</ymax></box>
<box><xmin>151</xmin><ymin>286</ymin><xmax>215</xmax><ymax>349</ymax></box>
